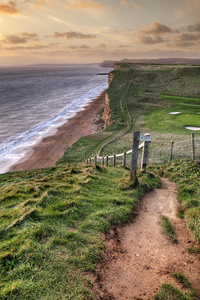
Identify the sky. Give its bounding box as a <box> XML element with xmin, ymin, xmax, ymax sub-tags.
<box><xmin>0</xmin><ymin>0</ymin><xmax>200</xmax><ymax>65</ymax></box>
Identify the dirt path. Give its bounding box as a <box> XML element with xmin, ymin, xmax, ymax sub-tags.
<box><xmin>94</xmin><ymin>178</ymin><xmax>200</xmax><ymax>299</ymax></box>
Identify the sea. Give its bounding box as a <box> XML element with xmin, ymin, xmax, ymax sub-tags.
<box><xmin>0</xmin><ymin>64</ymin><xmax>111</xmax><ymax>174</ymax></box>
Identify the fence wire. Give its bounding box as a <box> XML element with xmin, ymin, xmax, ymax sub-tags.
<box><xmin>87</xmin><ymin>136</ymin><xmax>200</xmax><ymax>168</ymax></box>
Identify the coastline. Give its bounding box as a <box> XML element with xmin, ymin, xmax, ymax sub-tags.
<box><xmin>9</xmin><ymin>90</ymin><xmax>106</xmax><ymax>172</ymax></box>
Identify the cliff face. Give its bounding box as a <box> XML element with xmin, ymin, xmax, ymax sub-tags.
<box><xmin>102</xmin><ymin>92</ymin><xmax>112</xmax><ymax>130</ymax></box>
<box><xmin>102</xmin><ymin>70</ymin><xmax>115</xmax><ymax>130</ymax></box>
<box><xmin>108</xmin><ymin>72</ymin><xmax>115</xmax><ymax>86</ymax></box>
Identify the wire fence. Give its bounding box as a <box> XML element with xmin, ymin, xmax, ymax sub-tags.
<box><xmin>87</xmin><ymin>133</ymin><xmax>200</xmax><ymax>169</ymax></box>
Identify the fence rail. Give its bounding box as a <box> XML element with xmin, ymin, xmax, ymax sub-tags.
<box><xmin>86</xmin><ymin>131</ymin><xmax>199</xmax><ymax>182</ymax></box>
<box><xmin>87</xmin><ymin>132</ymin><xmax>152</xmax><ymax>182</ymax></box>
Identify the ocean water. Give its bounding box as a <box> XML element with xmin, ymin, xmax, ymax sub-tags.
<box><xmin>0</xmin><ymin>65</ymin><xmax>111</xmax><ymax>174</ymax></box>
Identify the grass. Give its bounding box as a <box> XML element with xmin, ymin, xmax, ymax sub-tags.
<box><xmin>186</xmin><ymin>247</ymin><xmax>200</xmax><ymax>255</ymax></box>
<box><xmin>0</xmin><ymin>164</ymin><xmax>160</xmax><ymax>299</ymax></box>
<box><xmin>1</xmin><ymin>63</ymin><xmax>200</xmax><ymax>298</ymax></box>
<box><xmin>57</xmin><ymin>64</ymin><xmax>200</xmax><ymax>165</ymax></box>
<box><xmin>154</xmin><ymin>284</ymin><xmax>196</xmax><ymax>300</ymax></box>
<box><xmin>172</xmin><ymin>272</ymin><xmax>192</xmax><ymax>288</ymax></box>
<box><xmin>149</xmin><ymin>161</ymin><xmax>200</xmax><ymax>244</ymax></box>
<box><xmin>146</xmin><ymin>95</ymin><xmax>200</xmax><ymax>135</ymax></box>
<box><xmin>160</xmin><ymin>215</ymin><xmax>178</xmax><ymax>243</ymax></box>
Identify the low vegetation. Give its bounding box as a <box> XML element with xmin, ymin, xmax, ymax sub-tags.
<box><xmin>160</xmin><ymin>215</ymin><xmax>178</xmax><ymax>243</ymax></box>
<box><xmin>171</xmin><ymin>272</ymin><xmax>192</xmax><ymax>288</ymax></box>
<box><xmin>154</xmin><ymin>284</ymin><xmax>196</xmax><ymax>300</ymax></box>
<box><xmin>0</xmin><ymin>164</ymin><xmax>160</xmax><ymax>299</ymax></box>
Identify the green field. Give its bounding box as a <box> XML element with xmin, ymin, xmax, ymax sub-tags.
<box><xmin>146</xmin><ymin>95</ymin><xmax>200</xmax><ymax>134</ymax></box>
<box><xmin>0</xmin><ymin>164</ymin><xmax>159</xmax><ymax>299</ymax></box>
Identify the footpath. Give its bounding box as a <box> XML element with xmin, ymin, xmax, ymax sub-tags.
<box><xmin>93</xmin><ymin>178</ymin><xmax>200</xmax><ymax>300</ymax></box>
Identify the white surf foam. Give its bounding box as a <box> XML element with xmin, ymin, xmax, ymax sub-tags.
<box><xmin>0</xmin><ymin>84</ymin><xmax>107</xmax><ymax>174</ymax></box>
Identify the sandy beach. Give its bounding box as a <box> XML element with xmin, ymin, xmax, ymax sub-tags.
<box><xmin>10</xmin><ymin>90</ymin><xmax>106</xmax><ymax>172</ymax></box>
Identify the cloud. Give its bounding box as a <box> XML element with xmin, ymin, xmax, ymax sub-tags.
<box><xmin>69</xmin><ymin>44</ymin><xmax>91</xmax><ymax>49</ymax></box>
<box><xmin>4</xmin><ymin>44</ymin><xmax>49</xmax><ymax>50</ymax></box>
<box><xmin>51</xmin><ymin>31</ymin><xmax>96</xmax><ymax>39</ymax></box>
<box><xmin>185</xmin><ymin>23</ymin><xmax>200</xmax><ymax>32</ymax></box>
<box><xmin>1</xmin><ymin>35</ymin><xmax>27</xmax><ymax>44</ymax></box>
<box><xmin>179</xmin><ymin>33</ymin><xmax>199</xmax><ymax>41</ymax></box>
<box><xmin>137</xmin><ymin>36</ymin><xmax>165</xmax><ymax>44</ymax></box>
<box><xmin>99</xmin><ymin>43</ymin><xmax>106</xmax><ymax>48</ymax></box>
<box><xmin>65</xmin><ymin>0</ymin><xmax>108</xmax><ymax>11</ymax></box>
<box><xmin>24</xmin><ymin>0</ymin><xmax>53</xmax><ymax>5</ymax></box>
<box><xmin>120</xmin><ymin>0</ymin><xmax>140</xmax><ymax>10</ymax></box>
<box><xmin>1</xmin><ymin>32</ymin><xmax>40</xmax><ymax>44</ymax></box>
<box><xmin>118</xmin><ymin>44</ymin><xmax>131</xmax><ymax>48</ymax></box>
<box><xmin>20</xmin><ymin>32</ymin><xmax>39</xmax><ymax>41</ymax></box>
<box><xmin>174</xmin><ymin>41</ymin><xmax>196</xmax><ymax>48</ymax></box>
<box><xmin>0</xmin><ymin>1</ymin><xmax>18</xmax><ymax>14</ymax></box>
<box><xmin>139</xmin><ymin>22</ymin><xmax>173</xmax><ymax>35</ymax></box>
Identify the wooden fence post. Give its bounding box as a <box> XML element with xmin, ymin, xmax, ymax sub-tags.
<box><xmin>130</xmin><ymin>131</ymin><xmax>140</xmax><ymax>182</ymax></box>
<box><xmin>113</xmin><ymin>154</ymin><xmax>116</xmax><ymax>167</ymax></box>
<box><xmin>123</xmin><ymin>151</ymin><xmax>126</xmax><ymax>167</ymax></box>
<box><xmin>86</xmin><ymin>159</ymin><xmax>88</xmax><ymax>164</ymax></box>
<box><xmin>106</xmin><ymin>155</ymin><xmax>108</xmax><ymax>167</ymax></box>
<box><xmin>89</xmin><ymin>158</ymin><xmax>91</xmax><ymax>164</ymax></box>
<box><xmin>94</xmin><ymin>155</ymin><xmax>97</xmax><ymax>165</ymax></box>
<box><xmin>191</xmin><ymin>132</ymin><xmax>195</xmax><ymax>161</ymax></box>
<box><xmin>102</xmin><ymin>156</ymin><xmax>104</xmax><ymax>166</ymax></box>
<box><xmin>141</xmin><ymin>141</ymin><xmax>150</xmax><ymax>172</ymax></box>
<box><xmin>169</xmin><ymin>140</ymin><xmax>174</xmax><ymax>162</ymax></box>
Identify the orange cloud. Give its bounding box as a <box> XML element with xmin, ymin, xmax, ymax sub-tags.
<box><xmin>66</xmin><ymin>0</ymin><xmax>108</xmax><ymax>10</ymax></box>
<box><xmin>137</xmin><ymin>36</ymin><xmax>165</xmax><ymax>44</ymax></box>
<box><xmin>51</xmin><ymin>31</ymin><xmax>96</xmax><ymax>39</ymax></box>
<box><xmin>120</xmin><ymin>0</ymin><xmax>140</xmax><ymax>10</ymax></box>
<box><xmin>0</xmin><ymin>1</ymin><xmax>18</xmax><ymax>14</ymax></box>
<box><xmin>1</xmin><ymin>32</ymin><xmax>40</xmax><ymax>44</ymax></box>
<box><xmin>139</xmin><ymin>22</ymin><xmax>173</xmax><ymax>35</ymax></box>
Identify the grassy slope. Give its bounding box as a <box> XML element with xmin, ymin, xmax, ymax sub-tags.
<box><xmin>57</xmin><ymin>65</ymin><xmax>134</xmax><ymax>164</ymax></box>
<box><xmin>0</xmin><ymin>164</ymin><xmax>160</xmax><ymax>299</ymax></box>
<box><xmin>1</xmin><ymin>64</ymin><xmax>200</xmax><ymax>299</ymax></box>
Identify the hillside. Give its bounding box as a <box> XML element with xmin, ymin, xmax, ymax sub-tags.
<box><xmin>58</xmin><ymin>63</ymin><xmax>200</xmax><ymax>165</ymax></box>
<box><xmin>1</xmin><ymin>63</ymin><xmax>200</xmax><ymax>299</ymax></box>
<box><xmin>0</xmin><ymin>164</ymin><xmax>159</xmax><ymax>299</ymax></box>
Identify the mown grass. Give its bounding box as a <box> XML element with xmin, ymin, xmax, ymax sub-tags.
<box><xmin>154</xmin><ymin>284</ymin><xmax>196</xmax><ymax>300</ymax></box>
<box><xmin>146</xmin><ymin>95</ymin><xmax>200</xmax><ymax>135</ymax></box>
<box><xmin>0</xmin><ymin>164</ymin><xmax>160</xmax><ymax>299</ymax></box>
<box><xmin>149</xmin><ymin>161</ymin><xmax>200</xmax><ymax>244</ymax></box>
<box><xmin>160</xmin><ymin>215</ymin><xmax>178</xmax><ymax>243</ymax></box>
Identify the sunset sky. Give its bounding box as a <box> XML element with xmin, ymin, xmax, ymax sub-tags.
<box><xmin>0</xmin><ymin>0</ymin><xmax>200</xmax><ymax>66</ymax></box>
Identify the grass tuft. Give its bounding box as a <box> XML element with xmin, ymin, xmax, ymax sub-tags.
<box><xmin>172</xmin><ymin>272</ymin><xmax>192</xmax><ymax>288</ymax></box>
<box><xmin>186</xmin><ymin>247</ymin><xmax>200</xmax><ymax>255</ymax></box>
<box><xmin>154</xmin><ymin>284</ymin><xmax>196</xmax><ymax>300</ymax></box>
<box><xmin>160</xmin><ymin>215</ymin><xmax>178</xmax><ymax>243</ymax></box>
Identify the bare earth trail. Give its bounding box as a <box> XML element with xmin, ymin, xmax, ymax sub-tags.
<box><xmin>94</xmin><ymin>178</ymin><xmax>200</xmax><ymax>300</ymax></box>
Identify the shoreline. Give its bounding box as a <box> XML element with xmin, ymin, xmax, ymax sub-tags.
<box><xmin>9</xmin><ymin>90</ymin><xmax>106</xmax><ymax>172</ymax></box>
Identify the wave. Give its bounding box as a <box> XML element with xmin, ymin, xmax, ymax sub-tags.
<box><xmin>0</xmin><ymin>84</ymin><xmax>107</xmax><ymax>174</ymax></box>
